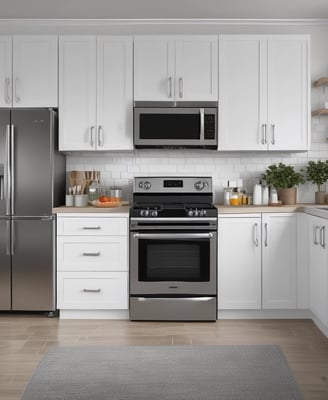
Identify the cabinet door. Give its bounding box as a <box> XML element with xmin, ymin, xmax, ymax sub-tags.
<box><xmin>59</xmin><ymin>36</ymin><xmax>96</xmax><ymax>151</ymax></box>
<box><xmin>308</xmin><ymin>216</ymin><xmax>328</xmax><ymax>327</ymax></box>
<box><xmin>262</xmin><ymin>214</ymin><xmax>297</xmax><ymax>309</ymax></box>
<box><xmin>218</xmin><ymin>35</ymin><xmax>266</xmax><ymax>151</ymax></box>
<box><xmin>218</xmin><ymin>216</ymin><xmax>261</xmax><ymax>309</ymax></box>
<box><xmin>134</xmin><ymin>36</ymin><xmax>175</xmax><ymax>101</ymax></box>
<box><xmin>12</xmin><ymin>36</ymin><xmax>58</xmax><ymax>107</ymax></box>
<box><xmin>97</xmin><ymin>36</ymin><xmax>133</xmax><ymax>150</ymax></box>
<box><xmin>267</xmin><ymin>36</ymin><xmax>309</xmax><ymax>150</ymax></box>
<box><xmin>175</xmin><ymin>36</ymin><xmax>218</xmax><ymax>101</ymax></box>
<box><xmin>0</xmin><ymin>36</ymin><xmax>12</xmax><ymax>107</ymax></box>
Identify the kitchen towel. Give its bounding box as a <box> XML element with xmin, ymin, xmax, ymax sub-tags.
<box><xmin>22</xmin><ymin>344</ymin><xmax>303</xmax><ymax>399</ymax></box>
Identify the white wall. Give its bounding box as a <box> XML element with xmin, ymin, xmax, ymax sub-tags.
<box><xmin>64</xmin><ymin>22</ymin><xmax>328</xmax><ymax>204</ymax></box>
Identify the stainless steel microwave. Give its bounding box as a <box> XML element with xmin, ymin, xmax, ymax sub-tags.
<box><xmin>133</xmin><ymin>101</ymin><xmax>218</xmax><ymax>149</ymax></box>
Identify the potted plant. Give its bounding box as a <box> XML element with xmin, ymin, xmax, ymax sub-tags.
<box><xmin>262</xmin><ymin>163</ymin><xmax>305</xmax><ymax>205</ymax></box>
<box><xmin>305</xmin><ymin>160</ymin><xmax>328</xmax><ymax>204</ymax></box>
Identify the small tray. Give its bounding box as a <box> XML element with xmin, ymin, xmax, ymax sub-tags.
<box><xmin>89</xmin><ymin>200</ymin><xmax>128</xmax><ymax>208</ymax></box>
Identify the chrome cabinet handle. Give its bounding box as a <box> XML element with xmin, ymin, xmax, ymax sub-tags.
<box><xmin>97</xmin><ymin>125</ymin><xmax>103</xmax><ymax>147</ymax></box>
<box><xmin>314</xmin><ymin>226</ymin><xmax>320</xmax><ymax>245</ymax></box>
<box><xmin>320</xmin><ymin>226</ymin><xmax>326</xmax><ymax>249</ymax></box>
<box><xmin>271</xmin><ymin>124</ymin><xmax>276</xmax><ymax>145</ymax></box>
<box><xmin>5</xmin><ymin>77</ymin><xmax>10</xmax><ymax>104</ymax></box>
<box><xmin>262</xmin><ymin>124</ymin><xmax>267</xmax><ymax>144</ymax></box>
<box><xmin>179</xmin><ymin>77</ymin><xmax>183</xmax><ymax>98</ymax></box>
<box><xmin>90</xmin><ymin>126</ymin><xmax>95</xmax><ymax>147</ymax></box>
<box><xmin>264</xmin><ymin>222</ymin><xmax>268</xmax><ymax>247</ymax></box>
<box><xmin>167</xmin><ymin>76</ymin><xmax>173</xmax><ymax>98</ymax></box>
<box><xmin>83</xmin><ymin>288</ymin><xmax>101</xmax><ymax>293</ymax></box>
<box><xmin>14</xmin><ymin>77</ymin><xmax>20</xmax><ymax>103</ymax></box>
<box><xmin>83</xmin><ymin>252</ymin><xmax>101</xmax><ymax>256</ymax></box>
<box><xmin>253</xmin><ymin>223</ymin><xmax>259</xmax><ymax>247</ymax></box>
<box><xmin>83</xmin><ymin>226</ymin><xmax>101</xmax><ymax>230</ymax></box>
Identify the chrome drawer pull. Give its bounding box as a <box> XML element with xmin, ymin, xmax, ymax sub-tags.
<box><xmin>83</xmin><ymin>252</ymin><xmax>101</xmax><ymax>257</ymax></box>
<box><xmin>83</xmin><ymin>226</ymin><xmax>101</xmax><ymax>230</ymax></box>
<box><xmin>83</xmin><ymin>288</ymin><xmax>101</xmax><ymax>293</ymax></box>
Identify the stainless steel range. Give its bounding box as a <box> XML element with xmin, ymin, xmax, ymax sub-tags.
<box><xmin>129</xmin><ymin>177</ymin><xmax>217</xmax><ymax>321</ymax></box>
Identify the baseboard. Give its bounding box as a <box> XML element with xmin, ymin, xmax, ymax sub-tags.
<box><xmin>59</xmin><ymin>310</ymin><xmax>129</xmax><ymax>319</ymax></box>
<box><xmin>218</xmin><ymin>309</ymin><xmax>312</xmax><ymax>319</ymax></box>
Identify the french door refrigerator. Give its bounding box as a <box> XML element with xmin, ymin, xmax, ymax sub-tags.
<box><xmin>0</xmin><ymin>109</ymin><xmax>65</xmax><ymax>312</ymax></box>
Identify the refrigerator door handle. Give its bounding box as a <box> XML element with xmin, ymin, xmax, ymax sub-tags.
<box><xmin>10</xmin><ymin>124</ymin><xmax>15</xmax><ymax>216</ymax></box>
<box><xmin>5</xmin><ymin>124</ymin><xmax>11</xmax><ymax>215</ymax></box>
<box><xmin>6</xmin><ymin>220</ymin><xmax>11</xmax><ymax>256</ymax></box>
<box><xmin>11</xmin><ymin>219</ymin><xmax>15</xmax><ymax>255</ymax></box>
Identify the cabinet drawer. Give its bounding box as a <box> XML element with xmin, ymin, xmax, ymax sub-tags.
<box><xmin>57</xmin><ymin>217</ymin><xmax>128</xmax><ymax>236</ymax></box>
<box><xmin>57</xmin><ymin>272</ymin><xmax>128</xmax><ymax>309</ymax></box>
<box><xmin>57</xmin><ymin>236</ymin><xmax>128</xmax><ymax>271</ymax></box>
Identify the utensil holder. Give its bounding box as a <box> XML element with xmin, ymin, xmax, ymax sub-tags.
<box><xmin>65</xmin><ymin>194</ymin><xmax>74</xmax><ymax>207</ymax></box>
<box><xmin>74</xmin><ymin>194</ymin><xmax>88</xmax><ymax>207</ymax></box>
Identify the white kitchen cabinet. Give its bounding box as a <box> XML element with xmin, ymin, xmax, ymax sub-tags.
<box><xmin>308</xmin><ymin>215</ymin><xmax>328</xmax><ymax>328</ymax></box>
<box><xmin>218</xmin><ymin>213</ymin><xmax>297</xmax><ymax>310</ymax></box>
<box><xmin>262</xmin><ymin>213</ymin><xmax>297</xmax><ymax>309</ymax></box>
<box><xmin>59</xmin><ymin>35</ymin><xmax>133</xmax><ymax>151</ymax></box>
<box><xmin>0</xmin><ymin>35</ymin><xmax>58</xmax><ymax>107</ymax></box>
<box><xmin>218</xmin><ymin>215</ymin><xmax>262</xmax><ymax>309</ymax></box>
<box><xmin>134</xmin><ymin>35</ymin><xmax>218</xmax><ymax>101</ymax></box>
<box><xmin>218</xmin><ymin>35</ymin><xmax>310</xmax><ymax>151</ymax></box>
<box><xmin>56</xmin><ymin>215</ymin><xmax>129</xmax><ymax>314</ymax></box>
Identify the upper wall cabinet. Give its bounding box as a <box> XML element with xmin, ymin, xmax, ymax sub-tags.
<box><xmin>218</xmin><ymin>35</ymin><xmax>310</xmax><ymax>151</ymax></box>
<box><xmin>134</xmin><ymin>35</ymin><xmax>218</xmax><ymax>101</ymax></box>
<box><xmin>0</xmin><ymin>35</ymin><xmax>58</xmax><ymax>107</ymax></box>
<box><xmin>59</xmin><ymin>36</ymin><xmax>133</xmax><ymax>151</ymax></box>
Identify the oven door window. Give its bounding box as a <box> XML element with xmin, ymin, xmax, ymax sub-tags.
<box><xmin>138</xmin><ymin>238</ymin><xmax>210</xmax><ymax>282</ymax></box>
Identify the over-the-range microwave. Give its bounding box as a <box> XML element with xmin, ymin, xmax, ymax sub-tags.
<box><xmin>133</xmin><ymin>101</ymin><xmax>218</xmax><ymax>149</ymax></box>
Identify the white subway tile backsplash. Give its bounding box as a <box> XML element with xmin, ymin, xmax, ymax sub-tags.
<box><xmin>67</xmin><ymin>114</ymin><xmax>328</xmax><ymax>203</ymax></box>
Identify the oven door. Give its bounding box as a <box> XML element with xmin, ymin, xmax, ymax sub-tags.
<box><xmin>130</xmin><ymin>230</ymin><xmax>217</xmax><ymax>295</ymax></box>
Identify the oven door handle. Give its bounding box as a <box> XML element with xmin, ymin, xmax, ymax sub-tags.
<box><xmin>132</xmin><ymin>233</ymin><xmax>214</xmax><ymax>239</ymax></box>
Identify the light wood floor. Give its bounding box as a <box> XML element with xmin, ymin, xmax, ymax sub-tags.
<box><xmin>0</xmin><ymin>315</ymin><xmax>328</xmax><ymax>400</ymax></box>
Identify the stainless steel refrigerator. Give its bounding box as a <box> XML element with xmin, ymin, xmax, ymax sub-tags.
<box><xmin>0</xmin><ymin>109</ymin><xmax>66</xmax><ymax>312</ymax></box>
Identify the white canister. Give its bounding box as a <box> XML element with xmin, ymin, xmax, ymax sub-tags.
<box><xmin>262</xmin><ymin>185</ymin><xmax>269</xmax><ymax>205</ymax></box>
<box><xmin>253</xmin><ymin>183</ymin><xmax>262</xmax><ymax>205</ymax></box>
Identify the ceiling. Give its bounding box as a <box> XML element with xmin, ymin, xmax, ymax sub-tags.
<box><xmin>0</xmin><ymin>0</ymin><xmax>328</xmax><ymax>20</ymax></box>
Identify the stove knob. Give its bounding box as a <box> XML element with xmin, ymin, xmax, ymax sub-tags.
<box><xmin>194</xmin><ymin>180</ymin><xmax>208</xmax><ymax>191</ymax></box>
<box><xmin>194</xmin><ymin>209</ymin><xmax>199</xmax><ymax>217</ymax></box>
<box><xmin>200</xmin><ymin>209</ymin><xmax>207</xmax><ymax>217</ymax></box>
<box><xmin>140</xmin><ymin>209</ymin><xmax>150</xmax><ymax>217</ymax></box>
<box><xmin>188</xmin><ymin>210</ymin><xmax>194</xmax><ymax>217</ymax></box>
<box><xmin>138</xmin><ymin>181</ymin><xmax>144</xmax><ymax>189</ymax></box>
<box><xmin>144</xmin><ymin>181</ymin><xmax>151</xmax><ymax>190</ymax></box>
<box><xmin>150</xmin><ymin>210</ymin><xmax>158</xmax><ymax>217</ymax></box>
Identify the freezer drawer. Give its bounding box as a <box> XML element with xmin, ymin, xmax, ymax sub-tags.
<box><xmin>11</xmin><ymin>218</ymin><xmax>55</xmax><ymax>311</ymax></box>
<box><xmin>0</xmin><ymin>218</ymin><xmax>11</xmax><ymax>310</ymax></box>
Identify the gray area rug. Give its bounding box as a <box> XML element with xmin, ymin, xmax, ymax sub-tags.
<box><xmin>22</xmin><ymin>345</ymin><xmax>303</xmax><ymax>400</ymax></box>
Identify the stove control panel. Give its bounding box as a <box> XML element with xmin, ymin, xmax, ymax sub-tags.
<box><xmin>139</xmin><ymin>208</ymin><xmax>158</xmax><ymax>217</ymax></box>
<box><xmin>187</xmin><ymin>208</ymin><xmax>207</xmax><ymax>217</ymax></box>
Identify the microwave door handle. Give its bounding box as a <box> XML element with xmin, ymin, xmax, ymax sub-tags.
<box><xmin>200</xmin><ymin>108</ymin><xmax>205</xmax><ymax>141</ymax></box>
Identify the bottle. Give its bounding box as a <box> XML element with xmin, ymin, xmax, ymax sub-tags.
<box><xmin>253</xmin><ymin>181</ymin><xmax>262</xmax><ymax>205</ymax></box>
<box><xmin>270</xmin><ymin>186</ymin><xmax>278</xmax><ymax>204</ymax></box>
<box><xmin>262</xmin><ymin>181</ymin><xmax>269</xmax><ymax>205</ymax></box>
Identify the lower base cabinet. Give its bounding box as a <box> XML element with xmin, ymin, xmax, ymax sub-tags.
<box><xmin>308</xmin><ymin>215</ymin><xmax>328</xmax><ymax>328</ymax></box>
<box><xmin>218</xmin><ymin>213</ymin><xmax>297</xmax><ymax>311</ymax></box>
<box><xmin>56</xmin><ymin>214</ymin><xmax>129</xmax><ymax>317</ymax></box>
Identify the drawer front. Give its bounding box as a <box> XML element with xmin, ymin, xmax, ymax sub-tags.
<box><xmin>57</xmin><ymin>236</ymin><xmax>128</xmax><ymax>271</ymax></box>
<box><xmin>57</xmin><ymin>217</ymin><xmax>128</xmax><ymax>236</ymax></box>
<box><xmin>57</xmin><ymin>272</ymin><xmax>128</xmax><ymax>309</ymax></box>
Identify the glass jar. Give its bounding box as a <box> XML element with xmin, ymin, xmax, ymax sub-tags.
<box><xmin>229</xmin><ymin>192</ymin><xmax>239</xmax><ymax>206</ymax></box>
